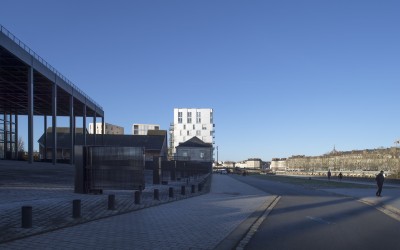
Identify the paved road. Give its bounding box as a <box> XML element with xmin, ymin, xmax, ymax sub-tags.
<box><xmin>231</xmin><ymin>175</ymin><xmax>400</xmax><ymax>250</ymax></box>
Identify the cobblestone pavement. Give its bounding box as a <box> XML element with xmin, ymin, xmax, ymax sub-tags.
<box><xmin>0</xmin><ymin>174</ymin><xmax>272</xmax><ymax>249</ymax></box>
<box><xmin>0</xmin><ymin>161</ymin><xmax>212</xmax><ymax>244</ymax></box>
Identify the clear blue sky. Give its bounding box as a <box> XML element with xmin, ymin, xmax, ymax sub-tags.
<box><xmin>1</xmin><ymin>0</ymin><xmax>400</xmax><ymax>162</ymax></box>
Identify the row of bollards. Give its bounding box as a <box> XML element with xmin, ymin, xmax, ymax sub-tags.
<box><xmin>20</xmin><ymin>182</ymin><xmax>204</xmax><ymax>228</ymax></box>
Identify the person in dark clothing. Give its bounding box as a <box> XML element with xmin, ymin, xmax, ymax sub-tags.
<box><xmin>375</xmin><ymin>170</ymin><xmax>385</xmax><ymax>197</ymax></box>
<box><xmin>327</xmin><ymin>170</ymin><xmax>331</xmax><ymax>180</ymax></box>
<box><xmin>338</xmin><ymin>172</ymin><xmax>343</xmax><ymax>181</ymax></box>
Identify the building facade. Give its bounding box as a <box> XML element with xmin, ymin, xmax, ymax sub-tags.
<box><xmin>175</xmin><ymin>136</ymin><xmax>213</xmax><ymax>162</ymax></box>
<box><xmin>89</xmin><ymin>122</ymin><xmax>124</xmax><ymax>135</ymax></box>
<box><xmin>170</xmin><ymin>108</ymin><xmax>214</xmax><ymax>156</ymax></box>
<box><xmin>132</xmin><ymin>124</ymin><xmax>160</xmax><ymax>135</ymax></box>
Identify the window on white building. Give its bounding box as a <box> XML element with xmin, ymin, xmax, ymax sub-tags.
<box><xmin>187</xmin><ymin>112</ymin><xmax>192</xmax><ymax>123</ymax></box>
<box><xmin>178</xmin><ymin>112</ymin><xmax>183</xmax><ymax>123</ymax></box>
<box><xmin>196</xmin><ymin>112</ymin><xmax>201</xmax><ymax>123</ymax></box>
<box><xmin>196</xmin><ymin>130</ymin><xmax>201</xmax><ymax>136</ymax></box>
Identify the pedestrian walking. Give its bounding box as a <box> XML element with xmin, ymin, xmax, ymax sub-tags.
<box><xmin>375</xmin><ymin>170</ymin><xmax>385</xmax><ymax>197</ymax></box>
<box><xmin>327</xmin><ymin>170</ymin><xmax>331</xmax><ymax>181</ymax></box>
<box><xmin>338</xmin><ymin>172</ymin><xmax>343</xmax><ymax>181</ymax></box>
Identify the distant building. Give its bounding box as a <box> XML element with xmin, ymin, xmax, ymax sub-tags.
<box><xmin>170</xmin><ymin>108</ymin><xmax>214</xmax><ymax>157</ymax></box>
<box><xmin>246</xmin><ymin>158</ymin><xmax>262</xmax><ymax>169</ymax></box>
<box><xmin>270</xmin><ymin>158</ymin><xmax>287</xmax><ymax>172</ymax></box>
<box><xmin>89</xmin><ymin>122</ymin><xmax>124</xmax><ymax>135</ymax></box>
<box><xmin>175</xmin><ymin>136</ymin><xmax>213</xmax><ymax>162</ymax></box>
<box><xmin>132</xmin><ymin>124</ymin><xmax>160</xmax><ymax>135</ymax></box>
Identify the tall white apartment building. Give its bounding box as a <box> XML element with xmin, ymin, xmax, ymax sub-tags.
<box><xmin>132</xmin><ymin>124</ymin><xmax>160</xmax><ymax>135</ymax></box>
<box><xmin>89</xmin><ymin>122</ymin><xmax>124</xmax><ymax>135</ymax></box>
<box><xmin>171</xmin><ymin>108</ymin><xmax>214</xmax><ymax>155</ymax></box>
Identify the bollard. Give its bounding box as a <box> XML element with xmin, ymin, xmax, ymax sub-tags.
<box><xmin>134</xmin><ymin>191</ymin><xmax>141</xmax><ymax>204</ymax></box>
<box><xmin>198</xmin><ymin>183</ymin><xmax>202</xmax><ymax>192</ymax></box>
<box><xmin>181</xmin><ymin>186</ymin><xmax>186</xmax><ymax>195</ymax></box>
<box><xmin>21</xmin><ymin>206</ymin><xmax>32</xmax><ymax>228</ymax></box>
<box><xmin>169</xmin><ymin>187</ymin><xmax>174</xmax><ymax>198</ymax></box>
<box><xmin>72</xmin><ymin>199</ymin><xmax>81</xmax><ymax>218</ymax></box>
<box><xmin>154</xmin><ymin>189</ymin><xmax>160</xmax><ymax>200</ymax></box>
<box><xmin>108</xmin><ymin>194</ymin><xmax>115</xmax><ymax>210</ymax></box>
<box><xmin>191</xmin><ymin>185</ymin><xmax>195</xmax><ymax>194</ymax></box>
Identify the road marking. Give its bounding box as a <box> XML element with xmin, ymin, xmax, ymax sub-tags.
<box><xmin>306</xmin><ymin>216</ymin><xmax>335</xmax><ymax>225</ymax></box>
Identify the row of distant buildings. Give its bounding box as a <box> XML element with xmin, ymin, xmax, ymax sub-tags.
<box><xmin>38</xmin><ymin>108</ymin><xmax>215</xmax><ymax>163</ymax></box>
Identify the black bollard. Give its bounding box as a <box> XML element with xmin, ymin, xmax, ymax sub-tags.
<box><xmin>154</xmin><ymin>189</ymin><xmax>160</xmax><ymax>200</ymax></box>
<box><xmin>108</xmin><ymin>194</ymin><xmax>115</xmax><ymax>210</ymax></box>
<box><xmin>134</xmin><ymin>191</ymin><xmax>141</xmax><ymax>204</ymax></box>
<box><xmin>181</xmin><ymin>186</ymin><xmax>186</xmax><ymax>195</ymax></box>
<box><xmin>21</xmin><ymin>206</ymin><xmax>32</xmax><ymax>228</ymax></box>
<box><xmin>72</xmin><ymin>199</ymin><xmax>81</xmax><ymax>218</ymax></box>
<box><xmin>191</xmin><ymin>185</ymin><xmax>195</xmax><ymax>193</ymax></box>
<box><xmin>169</xmin><ymin>187</ymin><xmax>174</xmax><ymax>198</ymax></box>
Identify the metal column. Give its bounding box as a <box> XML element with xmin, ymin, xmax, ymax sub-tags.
<box><xmin>101</xmin><ymin>115</ymin><xmax>104</xmax><ymax>145</ymax></box>
<box><xmin>9</xmin><ymin>113</ymin><xmax>13</xmax><ymax>159</ymax></box>
<box><xmin>52</xmin><ymin>83</ymin><xmax>57</xmax><ymax>165</ymax></box>
<box><xmin>44</xmin><ymin>116</ymin><xmax>47</xmax><ymax>160</ymax></box>
<box><xmin>69</xmin><ymin>94</ymin><xmax>74</xmax><ymax>164</ymax></box>
<box><xmin>3</xmin><ymin>113</ymin><xmax>7</xmax><ymax>159</ymax></box>
<box><xmin>14</xmin><ymin>114</ymin><xmax>18</xmax><ymax>159</ymax></box>
<box><xmin>83</xmin><ymin>102</ymin><xmax>86</xmax><ymax>146</ymax></box>
<box><xmin>28</xmin><ymin>66</ymin><xmax>34</xmax><ymax>164</ymax></box>
<box><xmin>93</xmin><ymin>111</ymin><xmax>96</xmax><ymax>145</ymax></box>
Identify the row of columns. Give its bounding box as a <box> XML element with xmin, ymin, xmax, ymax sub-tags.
<box><xmin>3</xmin><ymin>66</ymin><xmax>104</xmax><ymax>165</ymax></box>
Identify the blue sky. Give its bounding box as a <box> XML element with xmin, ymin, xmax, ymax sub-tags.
<box><xmin>1</xmin><ymin>0</ymin><xmax>400</xmax><ymax>162</ymax></box>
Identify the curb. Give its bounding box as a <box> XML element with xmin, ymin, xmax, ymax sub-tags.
<box><xmin>214</xmin><ymin>195</ymin><xmax>280</xmax><ymax>250</ymax></box>
<box><xmin>358</xmin><ymin>198</ymin><xmax>400</xmax><ymax>222</ymax></box>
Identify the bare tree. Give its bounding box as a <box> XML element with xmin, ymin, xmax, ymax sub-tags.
<box><xmin>17</xmin><ymin>136</ymin><xmax>25</xmax><ymax>152</ymax></box>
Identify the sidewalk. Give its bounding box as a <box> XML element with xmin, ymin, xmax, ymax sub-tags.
<box><xmin>0</xmin><ymin>175</ymin><xmax>274</xmax><ymax>249</ymax></box>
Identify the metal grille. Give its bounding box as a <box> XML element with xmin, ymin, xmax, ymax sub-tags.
<box><xmin>86</xmin><ymin>146</ymin><xmax>145</xmax><ymax>190</ymax></box>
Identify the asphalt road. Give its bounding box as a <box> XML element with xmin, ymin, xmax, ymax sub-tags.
<box><xmin>231</xmin><ymin>175</ymin><xmax>400</xmax><ymax>250</ymax></box>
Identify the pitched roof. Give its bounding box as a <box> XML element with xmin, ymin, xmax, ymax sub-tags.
<box><xmin>176</xmin><ymin>136</ymin><xmax>212</xmax><ymax>148</ymax></box>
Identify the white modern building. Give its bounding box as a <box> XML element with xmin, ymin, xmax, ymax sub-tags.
<box><xmin>132</xmin><ymin>124</ymin><xmax>160</xmax><ymax>135</ymax></box>
<box><xmin>89</xmin><ymin>122</ymin><xmax>124</xmax><ymax>135</ymax></box>
<box><xmin>170</xmin><ymin>108</ymin><xmax>214</xmax><ymax>156</ymax></box>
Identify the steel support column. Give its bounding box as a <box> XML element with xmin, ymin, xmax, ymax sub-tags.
<box><xmin>83</xmin><ymin>103</ymin><xmax>86</xmax><ymax>146</ymax></box>
<box><xmin>9</xmin><ymin>113</ymin><xmax>13</xmax><ymax>159</ymax></box>
<box><xmin>44</xmin><ymin>116</ymin><xmax>47</xmax><ymax>160</ymax></box>
<box><xmin>3</xmin><ymin>113</ymin><xmax>7</xmax><ymax>159</ymax></box>
<box><xmin>69</xmin><ymin>94</ymin><xmax>74</xmax><ymax>164</ymax></box>
<box><xmin>101</xmin><ymin>115</ymin><xmax>104</xmax><ymax>145</ymax></box>
<box><xmin>52</xmin><ymin>83</ymin><xmax>57</xmax><ymax>165</ymax></box>
<box><xmin>93</xmin><ymin>111</ymin><xmax>96</xmax><ymax>145</ymax></box>
<box><xmin>28</xmin><ymin>66</ymin><xmax>34</xmax><ymax>164</ymax></box>
<box><xmin>14</xmin><ymin>114</ymin><xmax>18</xmax><ymax>159</ymax></box>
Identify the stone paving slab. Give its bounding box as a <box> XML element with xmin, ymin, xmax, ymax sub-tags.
<box><xmin>0</xmin><ymin>175</ymin><xmax>272</xmax><ymax>249</ymax></box>
<box><xmin>0</xmin><ymin>179</ymin><xmax>210</xmax><ymax>243</ymax></box>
